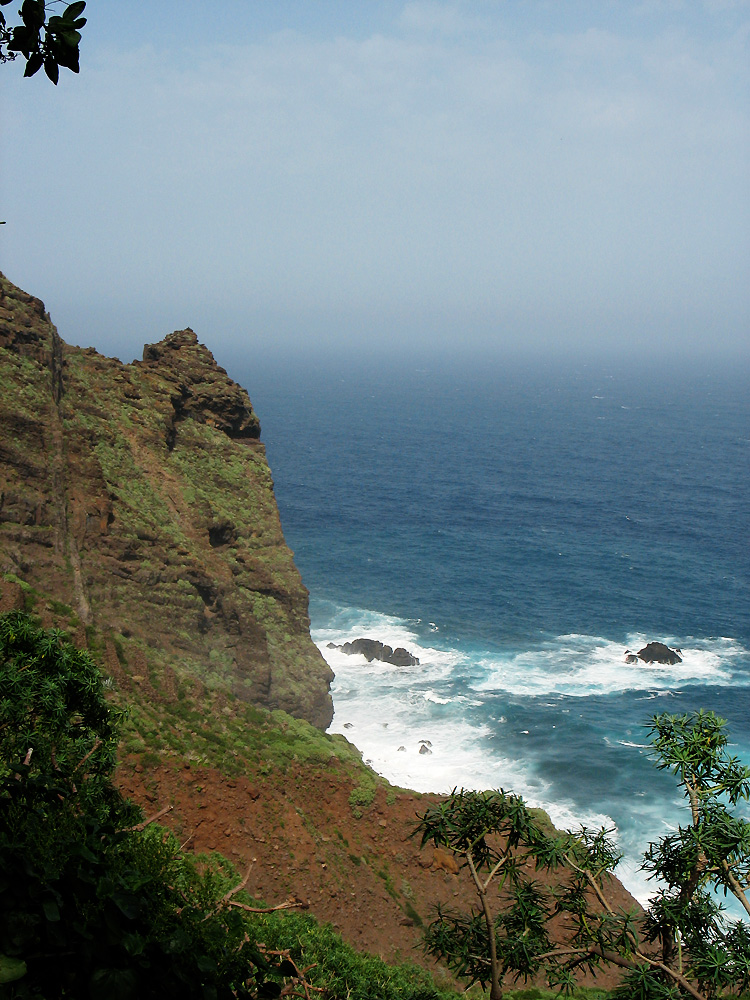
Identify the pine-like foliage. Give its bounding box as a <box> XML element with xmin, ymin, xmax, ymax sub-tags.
<box><xmin>0</xmin><ymin>612</ymin><xmax>286</xmax><ymax>999</ymax></box>
<box><xmin>416</xmin><ymin>711</ymin><xmax>750</xmax><ymax>999</ymax></box>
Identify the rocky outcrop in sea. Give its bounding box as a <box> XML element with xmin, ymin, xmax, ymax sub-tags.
<box><xmin>624</xmin><ymin>642</ymin><xmax>683</xmax><ymax>666</ymax></box>
<box><xmin>327</xmin><ymin>637</ymin><xmax>420</xmax><ymax>666</ymax></box>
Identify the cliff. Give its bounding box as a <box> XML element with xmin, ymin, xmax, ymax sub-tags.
<box><xmin>0</xmin><ymin>275</ymin><xmax>638</xmax><ymax>987</ymax></box>
<box><xmin>0</xmin><ymin>272</ymin><xmax>333</xmax><ymax>728</ymax></box>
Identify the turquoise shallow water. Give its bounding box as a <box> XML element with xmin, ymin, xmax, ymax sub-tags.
<box><xmin>235</xmin><ymin>350</ymin><xmax>750</xmax><ymax>907</ymax></box>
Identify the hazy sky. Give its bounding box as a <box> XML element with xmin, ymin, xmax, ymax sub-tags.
<box><xmin>1</xmin><ymin>1</ymin><xmax>748</xmax><ymax>361</ymax></box>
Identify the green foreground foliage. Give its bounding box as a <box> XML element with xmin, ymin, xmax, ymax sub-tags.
<box><xmin>0</xmin><ymin>0</ymin><xmax>86</xmax><ymax>83</ymax></box>
<box><xmin>0</xmin><ymin>612</ymin><xmax>455</xmax><ymax>999</ymax></box>
<box><xmin>4</xmin><ymin>608</ymin><xmax>750</xmax><ymax>999</ymax></box>
<box><xmin>416</xmin><ymin>713</ymin><xmax>750</xmax><ymax>1000</ymax></box>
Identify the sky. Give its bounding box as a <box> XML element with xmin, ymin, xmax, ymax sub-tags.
<box><xmin>1</xmin><ymin>0</ymin><xmax>749</xmax><ymax>362</ymax></box>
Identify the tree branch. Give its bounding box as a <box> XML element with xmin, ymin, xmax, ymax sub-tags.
<box><xmin>482</xmin><ymin>851</ymin><xmax>510</xmax><ymax>893</ymax></box>
<box><xmin>256</xmin><ymin>947</ymin><xmax>324</xmax><ymax>998</ymax></box>
<box><xmin>536</xmin><ymin>940</ymin><xmax>705</xmax><ymax>1000</ymax></box>
<box><xmin>562</xmin><ymin>853</ymin><xmax>614</xmax><ymax>916</ymax></box>
<box><xmin>222</xmin><ymin>858</ymin><xmax>256</xmax><ymax>903</ymax></box>
<box><xmin>72</xmin><ymin>737</ymin><xmax>102</xmax><ymax>774</ymax></box>
<box><xmin>584</xmin><ymin>945</ymin><xmax>707</xmax><ymax>1000</ymax></box>
<box><xmin>685</xmin><ymin>774</ymin><xmax>701</xmax><ymax>828</ymax></box>
<box><xmin>125</xmin><ymin>803</ymin><xmax>173</xmax><ymax>831</ymax></box>
<box><xmin>721</xmin><ymin>859</ymin><xmax>750</xmax><ymax>917</ymax></box>
<box><xmin>553</xmin><ymin>860</ymin><xmax>708</xmax><ymax>998</ymax></box>
<box><xmin>228</xmin><ymin>898</ymin><xmax>306</xmax><ymax>915</ymax></box>
<box><xmin>465</xmin><ymin>849</ymin><xmax>503</xmax><ymax>1000</ymax></box>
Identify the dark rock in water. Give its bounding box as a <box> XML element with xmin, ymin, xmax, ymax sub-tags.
<box><xmin>391</xmin><ymin>646</ymin><xmax>419</xmax><ymax>666</ymax></box>
<box><xmin>344</xmin><ymin>638</ymin><xmax>390</xmax><ymax>661</ymax></box>
<box><xmin>625</xmin><ymin>653</ymin><xmax>639</xmax><ymax>664</ymax></box>
<box><xmin>418</xmin><ymin>744</ymin><xmax>432</xmax><ymax>755</ymax></box>
<box><xmin>330</xmin><ymin>637</ymin><xmax>420</xmax><ymax>666</ymax></box>
<box><xmin>637</xmin><ymin>642</ymin><xmax>682</xmax><ymax>665</ymax></box>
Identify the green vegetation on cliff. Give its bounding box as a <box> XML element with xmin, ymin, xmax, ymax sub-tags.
<box><xmin>0</xmin><ymin>611</ymin><xmax>458</xmax><ymax>1000</ymax></box>
<box><xmin>0</xmin><ymin>272</ymin><xmax>332</xmax><ymax>729</ymax></box>
<box><xmin>6</xmin><ymin>611</ymin><xmax>750</xmax><ymax>1000</ymax></box>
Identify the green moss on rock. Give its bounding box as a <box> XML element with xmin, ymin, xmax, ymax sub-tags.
<box><xmin>0</xmin><ymin>271</ymin><xmax>333</xmax><ymax>728</ymax></box>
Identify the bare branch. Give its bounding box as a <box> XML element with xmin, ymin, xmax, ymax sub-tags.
<box><xmin>465</xmin><ymin>850</ymin><xmax>503</xmax><ymax>1000</ymax></box>
<box><xmin>482</xmin><ymin>850</ymin><xmax>511</xmax><ymax>893</ymax></box>
<box><xmin>257</xmin><ymin>947</ymin><xmax>324</xmax><ymax>998</ymax></box>
<box><xmin>562</xmin><ymin>853</ymin><xmax>615</xmax><ymax>917</ymax></box>
<box><xmin>222</xmin><ymin>858</ymin><xmax>256</xmax><ymax>903</ymax></box>
<box><xmin>72</xmin><ymin>737</ymin><xmax>102</xmax><ymax>774</ymax></box>
<box><xmin>125</xmin><ymin>804</ymin><xmax>173</xmax><ymax>831</ymax></box>
<box><xmin>722</xmin><ymin>858</ymin><xmax>750</xmax><ymax>917</ymax></box>
<box><xmin>227</xmin><ymin>897</ymin><xmax>306</xmax><ymax>915</ymax></box>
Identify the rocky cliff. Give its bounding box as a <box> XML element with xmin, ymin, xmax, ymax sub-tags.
<box><xmin>0</xmin><ymin>272</ymin><xmax>333</xmax><ymax>728</ymax></box>
<box><xmin>0</xmin><ymin>274</ymin><xmax>643</xmax><ymax>988</ymax></box>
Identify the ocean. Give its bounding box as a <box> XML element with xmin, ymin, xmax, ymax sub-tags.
<box><xmin>236</xmin><ymin>350</ymin><xmax>750</xmax><ymax>909</ymax></box>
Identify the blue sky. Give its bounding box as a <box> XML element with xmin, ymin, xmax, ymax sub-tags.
<box><xmin>1</xmin><ymin>1</ymin><xmax>748</xmax><ymax>361</ymax></box>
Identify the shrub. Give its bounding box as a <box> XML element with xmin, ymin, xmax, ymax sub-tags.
<box><xmin>415</xmin><ymin>711</ymin><xmax>750</xmax><ymax>1000</ymax></box>
<box><xmin>0</xmin><ymin>612</ymin><xmax>289</xmax><ymax>998</ymax></box>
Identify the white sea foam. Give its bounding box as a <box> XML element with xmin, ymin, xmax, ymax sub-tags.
<box><xmin>325</xmin><ymin>671</ymin><xmax>614</xmax><ymax>836</ymax></box>
<box><xmin>472</xmin><ymin>633</ymin><xmax>745</xmax><ymax>698</ymax></box>
<box><xmin>318</xmin><ymin>608</ymin><xmax>617</xmax><ymax>837</ymax></box>
<box><xmin>317</xmin><ymin>604</ymin><xmax>750</xmax><ymax>910</ymax></box>
<box><xmin>423</xmin><ymin>690</ymin><xmax>451</xmax><ymax>704</ymax></box>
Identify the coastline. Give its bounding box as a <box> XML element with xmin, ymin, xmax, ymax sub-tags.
<box><xmin>317</xmin><ymin>619</ymin><xmax>750</xmax><ymax>912</ymax></box>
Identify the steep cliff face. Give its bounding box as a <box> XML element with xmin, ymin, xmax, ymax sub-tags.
<box><xmin>0</xmin><ymin>273</ymin><xmax>333</xmax><ymax>728</ymax></box>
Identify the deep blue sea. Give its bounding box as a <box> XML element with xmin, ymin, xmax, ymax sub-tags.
<box><xmin>234</xmin><ymin>351</ymin><xmax>750</xmax><ymax>908</ymax></box>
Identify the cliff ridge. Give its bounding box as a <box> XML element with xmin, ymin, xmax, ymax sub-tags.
<box><xmin>0</xmin><ymin>272</ymin><xmax>333</xmax><ymax>728</ymax></box>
